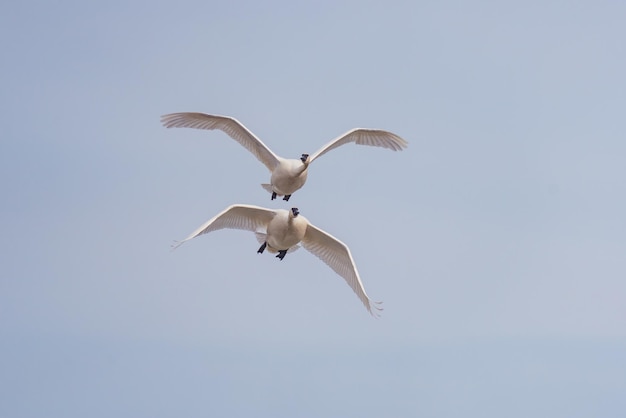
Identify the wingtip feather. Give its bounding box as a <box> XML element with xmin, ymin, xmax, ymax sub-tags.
<box><xmin>170</xmin><ymin>240</ymin><xmax>185</xmax><ymax>251</ymax></box>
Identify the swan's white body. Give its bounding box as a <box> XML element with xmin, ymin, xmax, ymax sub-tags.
<box><xmin>161</xmin><ymin>112</ymin><xmax>408</xmax><ymax>200</ymax></box>
<box><xmin>267</xmin><ymin>158</ymin><xmax>308</xmax><ymax>197</ymax></box>
<box><xmin>264</xmin><ymin>207</ymin><xmax>308</xmax><ymax>252</ymax></box>
<box><xmin>173</xmin><ymin>204</ymin><xmax>381</xmax><ymax>316</ymax></box>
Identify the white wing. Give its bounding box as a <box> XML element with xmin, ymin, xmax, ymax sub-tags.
<box><xmin>161</xmin><ymin>112</ymin><xmax>281</xmax><ymax>171</ymax></box>
<box><xmin>301</xmin><ymin>223</ymin><xmax>382</xmax><ymax>316</ymax></box>
<box><xmin>309</xmin><ymin>128</ymin><xmax>408</xmax><ymax>163</ymax></box>
<box><xmin>172</xmin><ymin>204</ymin><xmax>276</xmax><ymax>249</ymax></box>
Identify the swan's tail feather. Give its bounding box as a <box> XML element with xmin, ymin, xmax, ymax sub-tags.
<box><xmin>255</xmin><ymin>233</ymin><xmax>300</xmax><ymax>253</ymax></box>
<box><xmin>254</xmin><ymin>232</ymin><xmax>267</xmax><ymax>244</ymax></box>
<box><xmin>260</xmin><ymin>184</ymin><xmax>273</xmax><ymax>193</ymax></box>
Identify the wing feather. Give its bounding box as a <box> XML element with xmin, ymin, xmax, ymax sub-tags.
<box><xmin>173</xmin><ymin>204</ymin><xmax>276</xmax><ymax>249</ymax></box>
<box><xmin>301</xmin><ymin>223</ymin><xmax>382</xmax><ymax>316</ymax></box>
<box><xmin>309</xmin><ymin>128</ymin><xmax>408</xmax><ymax>163</ymax></box>
<box><xmin>161</xmin><ymin>112</ymin><xmax>281</xmax><ymax>171</ymax></box>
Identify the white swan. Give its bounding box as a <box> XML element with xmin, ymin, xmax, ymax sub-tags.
<box><xmin>161</xmin><ymin>112</ymin><xmax>408</xmax><ymax>201</ymax></box>
<box><xmin>172</xmin><ymin>204</ymin><xmax>382</xmax><ymax>316</ymax></box>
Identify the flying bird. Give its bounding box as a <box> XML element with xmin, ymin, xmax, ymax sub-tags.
<box><xmin>161</xmin><ymin>112</ymin><xmax>408</xmax><ymax>201</ymax></box>
<box><xmin>172</xmin><ymin>204</ymin><xmax>382</xmax><ymax>316</ymax></box>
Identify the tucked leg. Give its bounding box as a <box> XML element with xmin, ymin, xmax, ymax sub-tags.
<box><xmin>283</xmin><ymin>194</ymin><xmax>291</xmax><ymax>201</ymax></box>
<box><xmin>276</xmin><ymin>250</ymin><xmax>287</xmax><ymax>260</ymax></box>
<box><xmin>271</xmin><ymin>192</ymin><xmax>277</xmax><ymax>200</ymax></box>
<box><xmin>257</xmin><ymin>242</ymin><xmax>267</xmax><ymax>254</ymax></box>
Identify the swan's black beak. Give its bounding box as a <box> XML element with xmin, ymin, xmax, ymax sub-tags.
<box><xmin>291</xmin><ymin>207</ymin><xmax>300</xmax><ymax>217</ymax></box>
<box><xmin>300</xmin><ymin>153</ymin><xmax>309</xmax><ymax>163</ymax></box>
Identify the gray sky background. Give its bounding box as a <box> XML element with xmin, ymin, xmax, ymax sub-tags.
<box><xmin>2</xmin><ymin>1</ymin><xmax>625</xmax><ymax>417</ymax></box>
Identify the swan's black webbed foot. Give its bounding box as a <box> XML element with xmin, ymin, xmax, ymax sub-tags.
<box><xmin>257</xmin><ymin>242</ymin><xmax>267</xmax><ymax>254</ymax></box>
<box><xmin>283</xmin><ymin>194</ymin><xmax>291</xmax><ymax>201</ymax></box>
<box><xmin>276</xmin><ymin>250</ymin><xmax>287</xmax><ymax>260</ymax></box>
<box><xmin>271</xmin><ymin>192</ymin><xmax>277</xmax><ymax>200</ymax></box>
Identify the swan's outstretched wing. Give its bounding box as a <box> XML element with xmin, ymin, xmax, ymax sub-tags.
<box><xmin>161</xmin><ymin>112</ymin><xmax>281</xmax><ymax>171</ymax></box>
<box><xmin>173</xmin><ymin>204</ymin><xmax>276</xmax><ymax>249</ymax></box>
<box><xmin>301</xmin><ymin>224</ymin><xmax>382</xmax><ymax>316</ymax></box>
<box><xmin>309</xmin><ymin>128</ymin><xmax>408</xmax><ymax>163</ymax></box>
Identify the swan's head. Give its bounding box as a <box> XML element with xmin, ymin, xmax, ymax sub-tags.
<box><xmin>290</xmin><ymin>207</ymin><xmax>300</xmax><ymax>217</ymax></box>
<box><xmin>300</xmin><ymin>153</ymin><xmax>310</xmax><ymax>164</ymax></box>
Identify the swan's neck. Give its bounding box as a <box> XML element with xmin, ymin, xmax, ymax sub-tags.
<box><xmin>294</xmin><ymin>162</ymin><xmax>308</xmax><ymax>176</ymax></box>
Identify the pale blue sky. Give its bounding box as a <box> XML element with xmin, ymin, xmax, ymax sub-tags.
<box><xmin>2</xmin><ymin>1</ymin><xmax>625</xmax><ymax>417</ymax></box>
